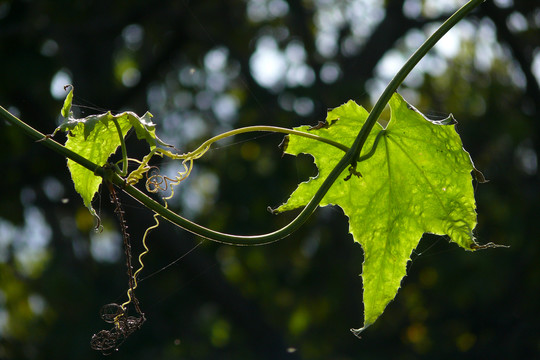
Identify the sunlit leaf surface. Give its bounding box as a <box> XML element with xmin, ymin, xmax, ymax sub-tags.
<box><xmin>276</xmin><ymin>93</ymin><xmax>480</xmax><ymax>333</ymax></box>
<box><xmin>56</xmin><ymin>88</ymin><xmax>165</xmax><ymax>220</ymax></box>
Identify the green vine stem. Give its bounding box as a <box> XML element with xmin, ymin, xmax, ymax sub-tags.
<box><xmin>183</xmin><ymin>125</ymin><xmax>350</xmax><ymax>158</ymax></box>
<box><xmin>0</xmin><ymin>106</ymin><xmax>106</xmax><ymax>178</ymax></box>
<box><xmin>0</xmin><ymin>0</ymin><xmax>484</xmax><ymax>245</ymax></box>
<box><xmin>347</xmin><ymin>0</ymin><xmax>484</xmax><ymax>163</ymax></box>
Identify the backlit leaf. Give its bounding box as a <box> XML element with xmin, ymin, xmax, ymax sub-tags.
<box><xmin>64</xmin><ymin>114</ymin><xmax>132</xmax><ymax>221</ymax></box>
<box><xmin>275</xmin><ymin>93</ymin><xmax>482</xmax><ymax>333</ymax></box>
<box><xmin>55</xmin><ymin>88</ymin><xmax>170</xmax><ymax>221</ymax></box>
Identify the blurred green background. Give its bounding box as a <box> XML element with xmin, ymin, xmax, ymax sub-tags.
<box><xmin>1</xmin><ymin>0</ymin><xmax>539</xmax><ymax>358</ymax></box>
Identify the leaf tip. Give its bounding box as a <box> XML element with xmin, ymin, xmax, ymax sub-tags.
<box><xmin>140</xmin><ymin>111</ymin><xmax>155</xmax><ymax>126</ymax></box>
<box><xmin>350</xmin><ymin>324</ymin><xmax>371</xmax><ymax>339</ymax></box>
<box><xmin>308</xmin><ymin>118</ymin><xmax>339</xmax><ymax>131</ymax></box>
<box><xmin>278</xmin><ymin>135</ymin><xmax>289</xmax><ymax>153</ymax></box>
<box><xmin>473</xmin><ymin>167</ymin><xmax>489</xmax><ymax>183</ymax></box>
<box><xmin>61</xmin><ymin>85</ymin><xmax>74</xmax><ymax>119</ymax></box>
<box><xmin>435</xmin><ymin>113</ymin><xmax>458</xmax><ymax>126</ymax></box>
<box><xmin>470</xmin><ymin>242</ymin><xmax>509</xmax><ymax>250</ymax></box>
<box><xmin>402</xmin><ymin>96</ymin><xmax>457</xmax><ymax>126</ymax></box>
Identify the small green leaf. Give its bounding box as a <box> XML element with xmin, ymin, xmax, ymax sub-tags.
<box><xmin>55</xmin><ymin>89</ymin><xmax>171</xmax><ymax>221</ymax></box>
<box><xmin>276</xmin><ymin>93</ymin><xmax>481</xmax><ymax>333</ymax></box>
<box><xmin>61</xmin><ymin>85</ymin><xmax>73</xmax><ymax>118</ymax></box>
<box><xmin>64</xmin><ymin>113</ymin><xmax>132</xmax><ymax>220</ymax></box>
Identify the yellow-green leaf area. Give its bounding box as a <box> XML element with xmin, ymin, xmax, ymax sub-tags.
<box><xmin>56</xmin><ymin>87</ymin><xmax>171</xmax><ymax>220</ymax></box>
<box><xmin>65</xmin><ymin>113</ymin><xmax>132</xmax><ymax>218</ymax></box>
<box><xmin>56</xmin><ymin>87</ymin><xmax>168</xmax><ymax>149</ymax></box>
<box><xmin>275</xmin><ymin>93</ymin><xmax>479</xmax><ymax>333</ymax></box>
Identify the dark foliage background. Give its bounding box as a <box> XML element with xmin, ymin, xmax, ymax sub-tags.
<box><xmin>1</xmin><ymin>0</ymin><xmax>539</xmax><ymax>359</ymax></box>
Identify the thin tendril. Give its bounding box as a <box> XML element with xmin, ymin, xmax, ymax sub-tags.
<box><xmin>119</xmin><ymin>158</ymin><xmax>194</xmax><ymax>311</ymax></box>
<box><xmin>120</xmin><ymin>210</ymin><xmax>160</xmax><ymax>310</ymax></box>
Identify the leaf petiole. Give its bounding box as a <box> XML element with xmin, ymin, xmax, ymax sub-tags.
<box><xmin>112</xmin><ymin>118</ymin><xmax>129</xmax><ymax>177</ymax></box>
<box><xmin>357</xmin><ymin>129</ymin><xmax>385</xmax><ymax>163</ymax></box>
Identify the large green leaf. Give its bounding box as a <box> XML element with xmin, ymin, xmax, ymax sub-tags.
<box><xmin>56</xmin><ymin>87</ymin><xmax>169</xmax><ymax>221</ymax></box>
<box><xmin>275</xmin><ymin>93</ymin><xmax>481</xmax><ymax>333</ymax></box>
